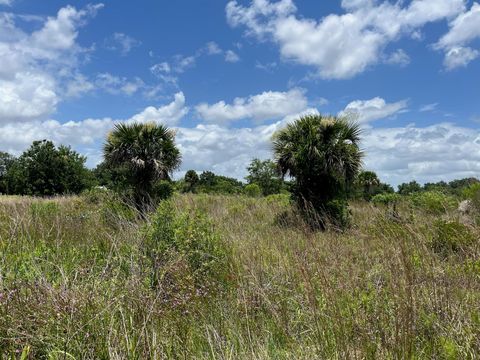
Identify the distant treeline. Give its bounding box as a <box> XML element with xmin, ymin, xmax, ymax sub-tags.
<box><xmin>0</xmin><ymin>139</ymin><xmax>478</xmax><ymax>200</ymax></box>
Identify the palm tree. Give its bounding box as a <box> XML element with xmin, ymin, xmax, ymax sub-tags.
<box><xmin>104</xmin><ymin>122</ymin><xmax>181</xmax><ymax>209</ymax></box>
<box><xmin>273</xmin><ymin>115</ymin><xmax>363</xmax><ymax>227</ymax></box>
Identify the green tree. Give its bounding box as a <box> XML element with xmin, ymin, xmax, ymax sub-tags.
<box><xmin>398</xmin><ymin>180</ymin><xmax>422</xmax><ymax>195</ymax></box>
<box><xmin>0</xmin><ymin>152</ymin><xmax>16</xmax><ymax>194</ymax></box>
<box><xmin>246</xmin><ymin>158</ymin><xmax>283</xmax><ymax>196</ymax></box>
<box><xmin>6</xmin><ymin>140</ymin><xmax>93</xmax><ymax>196</ymax></box>
<box><xmin>184</xmin><ymin>170</ymin><xmax>199</xmax><ymax>193</ymax></box>
<box><xmin>103</xmin><ymin>122</ymin><xmax>181</xmax><ymax>209</ymax></box>
<box><xmin>273</xmin><ymin>115</ymin><xmax>363</xmax><ymax>227</ymax></box>
<box><xmin>355</xmin><ymin>170</ymin><xmax>380</xmax><ymax>200</ymax></box>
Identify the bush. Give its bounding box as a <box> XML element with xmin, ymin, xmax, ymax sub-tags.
<box><xmin>265</xmin><ymin>193</ymin><xmax>291</xmax><ymax>207</ymax></box>
<box><xmin>463</xmin><ymin>183</ymin><xmax>480</xmax><ymax>211</ymax></box>
<box><xmin>372</xmin><ymin>193</ymin><xmax>401</xmax><ymax>206</ymax></box>
<box><xmin>152</xmin><ymin>180</ymin><xmax>174</xmax><ymax>201</ymax></box>
<box><xmin>244</xmin><ymin>183</ymin><xmax>262</xmax><ymax>197</ymax></box>
<box><xmin>145</xmin><ymin>201</ymin><xmax>232</xmax><ymax>295</ymax></box>
<box><xmin>410</xmin><ymin>191</ymin><xmax>457</xmax><ymax>214</ymax></box>
<box><xmin>431</xmin><ymin>220</ymin><xmax>475</xmax><ymax>256</ymax></box>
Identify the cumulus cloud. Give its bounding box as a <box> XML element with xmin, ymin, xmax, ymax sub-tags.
<box><xmin>362</xmin><ymin>123</ymin><xmax>480</xmax><ymax>186</ymax></box>
<box><xmin>435</xmin><ymin>2</ymin><xmax>480</xmax><ymax>69</ymax></box>
<box><xmin>127</xmin><ymin>92</ymin><xmax>188</xmax><ymax>125</ymax></box>
<box><xmin>0</xmin><ymin>4</ymin><xmax>103</xmax><ymax>124</ymax></box>
<box><xmin>226</xmin><ymin>0</ymin><xmax>466</xmax><ymax>78</ymax></box>
<box><xmin>195</xmin><ymin>88</ymin><xmax>308</xmax><ymax>124</ymax></box>
<box><xmin>0</xmin><ymin>92</ymin><xmax>188</xmax><ymax>165</ymax></box>
<box><xmin>339</xmin><ymin>97</ymin><xmax>408</xmax><ymax>124</ymax></box>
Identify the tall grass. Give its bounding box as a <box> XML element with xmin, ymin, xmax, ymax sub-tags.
<box><xmin>0</xmin><ymin>193</ymin><xmax>478</xmax><ymax>359</ymax></box>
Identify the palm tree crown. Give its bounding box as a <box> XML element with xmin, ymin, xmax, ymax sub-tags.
<box><xmin>273</xmin><ymin>114</ymin><xmax>363</xmax><ymax>213</ymax></box>
<box><xmin>103</xmin><ymin>122</ymin><xmax>181</xmax><ymax>207</ymax></box>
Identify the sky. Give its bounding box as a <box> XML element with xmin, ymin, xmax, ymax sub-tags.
<box><xmin>0</xmin><ymin>0</ymin><xmax>479</xmax><ymax>187</ymax></box>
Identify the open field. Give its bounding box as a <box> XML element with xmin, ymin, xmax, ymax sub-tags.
<box><xmin>0</xmin><ymin>193</ymin><xmax>479</xmax><ymax>359</ymax></box>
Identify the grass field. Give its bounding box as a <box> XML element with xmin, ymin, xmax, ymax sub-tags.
<box><xmin>0</xmin><ymin>193</ymin><xmax>479</xmax><ymax>359</ymax></box>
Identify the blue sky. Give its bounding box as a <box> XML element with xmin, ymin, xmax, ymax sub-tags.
<box><xmin>0</xmin><ymin>0</ymin><xmax>479</xmax><ymax>186</ymax></box>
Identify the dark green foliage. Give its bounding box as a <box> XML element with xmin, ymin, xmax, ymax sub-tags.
<box><xmin>103</xmin><ymin>122</ymin><xmax>181</xmax><ymax>210</ymax></box>
<box><xmin>353</xmin><ymin>170</ymin><xmax>393</xmax><ymax>200</ymax></box>
<box><xmin>432</xmin><ymin>220</ymin><xmax>475</xmax><ymax>256</ymax></box>
<box><xmin>273</xmin><ymin>115</ymin><xmax>363</xmax><ymax>228</ymax></box>
<box><xmin>92</xmin><ymin>160</ymin><xmax>131</xmax><ymax>193</ymax></box>
<box><xmin>0</xmin><ymin>152</ymin><xmax>16</xmax><ymax>194</ymax></box>
<box><xmin>5</xmin><ymin>140</ymin><xmax>93</xmax><ymax>196</ymax></box>
<box><xmin>398</xmin><ymin>181</ymin><xmax>422</xmax><ymax>195</ymax></box>
<box><xmin>183</xmin><ymin>169</ymin><xmax>199</xmax><ymax>193</ymax></box>
<box><xmin>153</xmin><ymin>180</ymin><xmax>174</xmax><ymax>201</ymax></box>
<box><xmin>246</xmin><ymin>158</ymin><xmax>283</xmax><ymax>196</ymax></box>
<box><xmin>197</xmin><ymin>171</ymin><xmax>244</xmax><ymax>194</ymax></box>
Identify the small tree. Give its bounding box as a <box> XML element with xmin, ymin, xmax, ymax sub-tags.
<box><xmin>6</xmin><ymin>140</ymin><xmax>93</xmax><ymax>196</ymax></box>
<box><xmin>184</xmin><ymin>170</ymin><xmax>199</xmax><ymax>193</ymax></box>
<box><xmin>246</xmin><ymin>158</ymin><xmax>283</xmax><ymax>196</ymax></box>
<box><xmin>273</xmin><ymin>115</ymin><xmax>363</xmax><ymax>228</ymax></box>
<box><xmin>103</xmin><ymin>122</ymin><xmax>181</xmax><ymax>210</ymax></box>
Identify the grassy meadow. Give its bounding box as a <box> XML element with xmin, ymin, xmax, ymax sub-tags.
<box><xmin>0</xmin><ymin>192</ymin><xmax>479</xmax><ymax>359</ymax></box>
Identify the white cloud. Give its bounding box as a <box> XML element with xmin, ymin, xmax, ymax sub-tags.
<box><xmin>94</xmin><ymin>73</ymin><xmax>144</xmax><ymax>96</ymax></box>
<box><xmin>419</xmin><ymin>103</ymin><xmax>438</xmax><ymax>112</ymax></box>
<box><xmin>0</xmin><ymin>4</ymin><xmax>102</xmax><ymax>123</ymax></box>
<box><xmin>435</xmin><ymin>2</ymin><xmax>480</xmax><ymax>69</ymax></box>
<box><xmin>106</xmin><ymin>32</ymin><xmax>141</xmax><ymax>56</ymax></box>
<box><xmin>205</xmin><ymin>41</ymin><xmax>222</xmax><ymax>55</ymax></box>
<box><xmin>195</xmin><ymin>88</ymin><xmax>308</xmax><ymax>124</ymax></box>
<box><xmin>385</xmin><ymin>49</ymin><xmax>411</xmax><ymax>67</ymax></box>
<box><xmin>0</xmin><ymin>0</ymin><xmax>13</xmax><ymax>6</ymax></box>
<box><xmin>363</xmin><ymin>123</ymin><xmax>480</xmax><ymax>186</ymax></box>
<box><xmin>443</xmin><ymin>46</ymin><xmax>479</xmax><ymax>70</ymax></box>
<box><xmin>0</xmin><ymin>92</ymin><xmax>188</xmax><ymax>165</ymax></box>
<box><xmin>128</xmin><ymin>92</ymin><xmax>188</xmax><ymax>125</ymax></box>
<box><xmin>339</xmin><ymin>97</ymin><xmax>408</xmax><ymax>124</ymax></box>
<box><xmin>226</xmin><ymin>0</ymin><xmax>466</xmax><ymax>78</ymax></box>
<box><xmin>225</xmin><ymin>49</ymin><xmax>240</xmax><ymax>63</ymax></box>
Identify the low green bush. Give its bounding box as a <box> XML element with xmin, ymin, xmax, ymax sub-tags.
<box><xmin>431</xmin><ymin>220</ymin><xmax>475</xmax><ymax>256</ymax></box>
<box><xmin>145</xmin><ymin>200</ymin><xmax>232</xmax><ymax>296</ymax></box>
<box><xmin>244</xmin><ymin>183</ymin><xmax>262</xmax><ymax>197</ymax></box>
<box><xmin>410</xmin><ymin>191</ymin><xmax>457</xmax><ymax>214</ymax></box>
<box><xmin>371</xmin><ymin>193</ymin><xmax>401</xmax><ymax>206</ymax></box>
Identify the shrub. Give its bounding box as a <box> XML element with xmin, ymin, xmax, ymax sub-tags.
<box><xmin>410</xmin><ymin>191</ymin><xmax>457</xmax><ymax>215</ymax></box>
<box><xmin>152</xmin><ymin>180</ymin><xmax>174</xmax><ymax>201</ymax></box>
<box><xmin>463</xmin><ymin>183</ymin><xmax>480</xmax><ymax>211</ymax></box>
<box><xmin>244</xmin><ymin>183</ymin><xmax>262</xmax><ymax>197</ymax></box>
<box><xmin>145</xmin><ymin>201</ymin><xmax>232</xmax><ymax>295</ymax></box>
<box><xmin>265</xmin><ymin>193</ymin><xmax>291</xmax><ymax>207</ymax></box>
<box><xmin>431</xmin><ymin>220</ymin><xmax>475</xmax><ymax>256</ymax></box>
<box><xmin>371</xmin><ymin>193</ymin><xmax>401</xmax><ymax>206</ymax></box>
